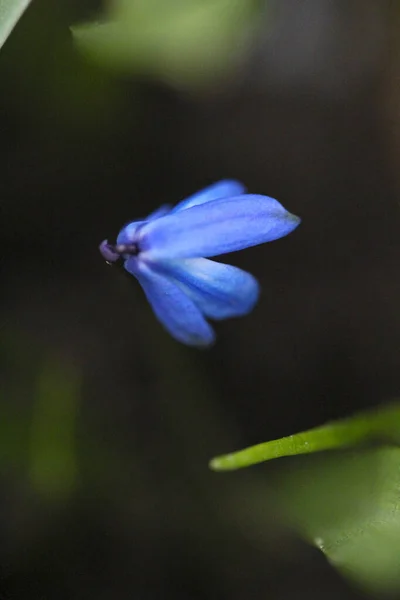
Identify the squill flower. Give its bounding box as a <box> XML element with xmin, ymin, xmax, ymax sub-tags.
<box><xmin>100</xmin><ymin>180</ymin><xmax>300</xmax><ymax>347</ymax></box>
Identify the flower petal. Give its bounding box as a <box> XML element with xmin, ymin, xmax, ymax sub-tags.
<box><xmin>117</xmin><ymin>220</ymin><xmax>145</xmax><ymax>245</ymax></box>
<box><xmin>146</xmin><ymin>204</ymin><xmax>171</xmax><ymax>220</ymax></box>
<box><xmin>124</xmin><ymin>257</ymin><xmax>215</xmax><ymax>347</ymax></box>
<box><xmin>171</xmin><ymin>180</ymin><xmax>246</xmax><ymax>213</ymax></box>
<box><xmin>154</xmin><ymin>258</ymin><xmax>259</xmax><ymax>320</ymax></box>
<box><xmin>115</xmin><ymin>206</ymin><xmax>171</xmax><ymax>246</ymax></box>
<box><xmin>140</xmin><ymin>195</ymin><xmax>301</xmax><ymax>259</ymax></box>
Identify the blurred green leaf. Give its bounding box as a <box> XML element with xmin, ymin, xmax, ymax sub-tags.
<box><xmin>210</xmin><ymin>404</ymin><xmax>400</xmax><ymax>593</ymax></box>
<box><xmin>72</xmin><ymin>0</ymin><xmax>255</xmax><ymax>89</ymax></box>
<box><xmin>0</xmin><ymin>0</ymin><xmax>32</xmax><ymax>50</ymax></box>
<box><xmin>209</xmin><ymin>403</ymin><xmax>400</xmax><ymax>470</ymax></box>
<box><xmin>29</xmin><ymin>358</ymin><xmax>79</xmax><ymax>500</ymax></box>
<box><xmin>276</xmin><ymin>447</ymin><xmax>400</xmax><ymax>594</ymax></box>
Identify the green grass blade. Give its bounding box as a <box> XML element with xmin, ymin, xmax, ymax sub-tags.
<box><xmin>210</xmin><ymin>405</ymin><xmax>400</xmax><ymax>592</ymax></box>
<box><xmin>209</xmin><ymin>403</ymin><xmax>400</xmax><ymax>471</ymax></box>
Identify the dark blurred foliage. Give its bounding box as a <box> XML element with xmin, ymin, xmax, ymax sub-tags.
<box><xmin>0</xmin><ymin>0</ymin><xmax>399</xmax><ymax>598</ymax></box>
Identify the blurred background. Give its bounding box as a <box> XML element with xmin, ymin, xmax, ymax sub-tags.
<box><xmin>1</xmin><ymin>0</ymin><xmax>400</xmax><ymax>598</ymax></box>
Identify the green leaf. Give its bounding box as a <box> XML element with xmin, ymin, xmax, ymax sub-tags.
<box><xmin>29</xmin><ymin>358</ymin><xmax>79</xmax><ymax>500</ymax></box>
<box><xmin>276</xmin><ymin>447</ymin><xmax>400</xmax><ymax>594</ymax></box>
<box><xmin>72</xmin><ymin>0</ymin><xmax>255</xmax><ymax>89</ymax></box>
<box><xmin>210</xmin><ymin>404</ymin><xmax>400</xmax><ymax>594</ymax></box>
<box><xmin>209</xmin><ymin>402</ymin><xmax>400</xmax><ymax>471</ymax></box>
<box><xmin>0</xmin><ymin>0</ymin><xmax>32</xmax><ymax>50</ymax></box>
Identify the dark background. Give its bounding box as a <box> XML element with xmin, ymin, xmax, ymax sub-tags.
<box><xmin>0</xmin><ymin>1</ymin><xmax>399</xmax><ymax>598</ymax></box>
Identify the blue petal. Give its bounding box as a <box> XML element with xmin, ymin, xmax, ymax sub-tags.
<box><xmin>124</xmin><ymin>257</ymin><xmax>215</xmax><ymax>347</ymax></box>
<box><xmin>154</xmin><ymin>258</ymin><xmax>259</xmax><ymax>320</ymax></box>
<box><xmin>140</xmin><ymin>195</ymin><xmax>301</xmax><ymax>260</ymax></box>
<box><xmin>147</xmin><ymin>204</ymin><xmax>171</xmax><ymax>220</ymax></box>
<box><xmin>171</xmin><ymin>180</ymin><xmax>246</xmax><ymax>213</ymax></box>
<box><xmin>116</xmin><ymin>205</ymin><xmax>170</xmax><ymax>245</ymax></box>
<box><xmin>117</xmin><ymin>221</ymin><xmax>145</xmax><ymax>245</ymax></box>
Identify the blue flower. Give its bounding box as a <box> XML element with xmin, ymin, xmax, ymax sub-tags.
<box><xmin>99</xmin><ymin>180</ymin><xmax>300</xmax><ymax>347</ymax></box>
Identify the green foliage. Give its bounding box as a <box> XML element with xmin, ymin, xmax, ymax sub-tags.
<box><xmin>277</xmin><ymin>447</ymin><xmax>400</xmax><ymax>594</ymax></box>
<box><xmin>29</xmin><ymin>359</ymin><xmax>79</xmax><ymax>500</ymax></box>
<box><xmin>0</xmin><ymin>0</ymin><xmax>32</xmax><ymax>50</ymax></box>
<box><xmin>210</xmin><ymin>403</ymin><xmax>400</xmax><ymax>470</ymax></box>
<box><xmin>210</xmin><ymin>404</ymin><xmax>400</xmax><ymax>593</ymax></box>
<box><xmin>72</xmin><ymin>0</ymin><xmax>256</xmax><ymax>89</ymax></box>
<box><xmin>0</xmin><ymin>332</ymin><xmax>79</xmax><ymax>502</ymax></box>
